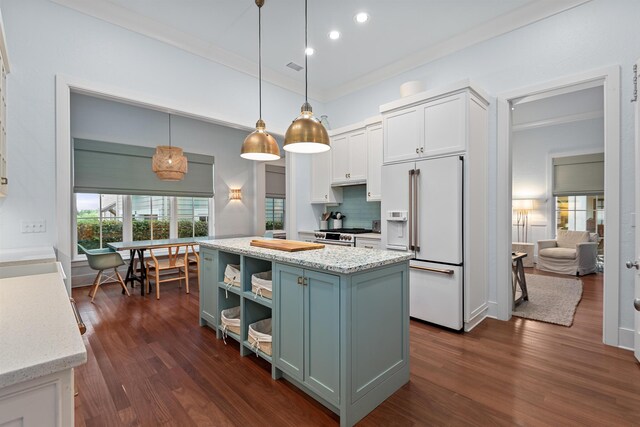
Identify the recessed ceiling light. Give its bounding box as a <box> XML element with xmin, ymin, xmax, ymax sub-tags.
<box><xmin>305</xmin><ymin>46</ymin><xmax>314</xmax><ymax>56</ymax></box>
<box><xmin>354</xmin><ymin>12</ymin><xmax>369</xmax><ymax>23</ymax></box>
<box><xmin>328</xmin><ymin>30</ymin><xmax>340</xmax><ymax>40</ymax></box>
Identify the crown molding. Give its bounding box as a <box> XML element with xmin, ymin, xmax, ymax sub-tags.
<box><xmin>323</xmin><ymin>0</ymin><xmax>592</xmax><ymax>102</ymax></box>
<box><xmin>50</xmin><ymin>0</ymin><xmax>321</xmax><ymax>100</ymax></box>
<box><xmin>51</xmin><ymin>0</ymin><xmax>591</xmax><ymax>103</ymax></box>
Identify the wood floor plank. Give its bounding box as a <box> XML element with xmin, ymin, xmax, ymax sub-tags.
<box><xmin>73</xmin><ymin>270</ymin><xmax>640</xmax><ymax>426</ymax></box>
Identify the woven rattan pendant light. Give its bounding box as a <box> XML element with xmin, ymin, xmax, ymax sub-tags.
<box><xmin>152</xmin><ymin>114</ymin><xmax>188</xmax><ymax>181</ymax></box>
<box><xmin>241</xmin><ymin>0</ymin><xmax>281</xmax><ymax>161</ymax></box>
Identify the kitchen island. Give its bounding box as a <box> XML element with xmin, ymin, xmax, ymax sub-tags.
<box><xmin>199</xmin><ymin>237</ymin><xmax>412</xmax><ymax>427</ymax></box>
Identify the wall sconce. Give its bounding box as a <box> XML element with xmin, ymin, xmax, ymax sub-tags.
<box><xmin>229</xmin><ymin>188</ymin><xmax>242</xmax><ymax>200</ymax></box>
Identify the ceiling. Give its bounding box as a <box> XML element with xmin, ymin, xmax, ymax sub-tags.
<box><xmin>53</xmin><ymin>0</ymin><xmax>590</xmax><ymax>101</ymax></box>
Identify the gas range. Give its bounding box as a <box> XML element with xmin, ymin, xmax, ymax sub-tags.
<box><xmin>313</xmin><ymin>228</ymin><xmax>373</xmax><ymax>246</ymax></box>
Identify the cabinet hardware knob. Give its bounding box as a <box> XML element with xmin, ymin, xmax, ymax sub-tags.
<box><xmin>420</xmin><ymin>147</ymin><xmax>424</xmax><ymax>153</ymax></box>
<box><xmin>0</xmin><ymin>177</ymin><xmax>7</xmax><ymax>185</ymax></box>
<box><xmin>416</xmin><ymin>148</ymin><xmax>419</xmax><ymax>153</ymax></box>
<box><xmin>325</xmin><ymin>194</ymin><xmax>327</xmax><ymax>199</ymax></box>
<box><xmin>297</xmin><ymin>276</ymin><xmax>303</xmax><ymax>285</ymax></box>
<box><xmin>368</xmin><ymin>192</ymin><xmax>371</xmax><ymax>196</ymax></box>
<box><xmin>204</xmin><ymin>257</ymin><xmax>212</xmax><ymax>261</ymax></box>
<box><xmin>303</xmin><ymin>277</ymin><xmax>308</xmax><ymax>286</ymax></box>
<box><xmin>365</xmin><ymin>246</ymin><xmax>373</xmax><ymax>249</ymax></box>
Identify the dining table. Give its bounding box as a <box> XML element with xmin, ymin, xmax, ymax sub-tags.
<box><xmin>108</xmin><ymin>236</ymin><xmax>211</xmax><ymax>296</ymax></box>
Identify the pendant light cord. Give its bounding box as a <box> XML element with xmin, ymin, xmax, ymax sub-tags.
<box><xmin>304</xmin><ymin>0</ymin><xmax>308</xmax><ymax>104</ymax></box>
<box><xmin>258</xmin><ymin>3</ymin><xmax>262</xmax><ymax>120</ymax></box>
<box><xmin>168</xmin><ymin>114</ymin><xmax>171</xmax><ymax>148</ymax></box>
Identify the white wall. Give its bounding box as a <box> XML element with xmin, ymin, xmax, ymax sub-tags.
<box><xmin>70</xmin><ymin>93</ymin><xmax>258</xmax><ymax>238</ymax></box>
<box><xmin>512</xmin><ymin>117</ymin><xmax>604</xmax><ymax>251</ymax></box>
<box><xmin>324</xmin><ymin>0</ymin><xmax>638</xmax><ymax>332</ymax></box>
<box><xmin>0</xmin><ymin>0</ymin><xmax>319</xmax><ymax>251</ymax></box>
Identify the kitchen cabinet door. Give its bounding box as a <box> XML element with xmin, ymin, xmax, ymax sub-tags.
<box><xmin>311</xmin><ymin>150</ymin><xmax>343</xmax><ymax>204</ymax></box>
<box><xmin>356</xmin><ymin>237</ymin><xmax>381</xmax><ymax>249</ymax></box>
<box><xmin>422</xmin><ymin>93</ymin><xmax>466</xmax><ymax>157</ymax></box>
<box><xmin>304</xmin><ymin>269</ymin><xmax>340</xmax><ymax>404</ymax></box>
<box><xmin>199</xmin><ymin>249</ymin><xmax>217</xmax><ymax>326</ymax></box>
<box><xmin>383</xmin><ymin>107</ymin><xmax>421</xmax><ymax>164</ymax></box>
<box><xmin>366</xmin><ymin>123</ymin><xmax>383</xmax><ymax>201</ymax></box>
<box><xmin>274</xmin><ymin>264</ymin><xmax>305</xmax><ymax>381</ymax></box>
<box><xmin>348</xmin><ymin>129</ymin><xmax>367</xmax><ymax>182</ymax></box>
<box><xmin>330</xmin><ymin>134</ymin><xmax>349</xmax><ymax>184</ymax></box>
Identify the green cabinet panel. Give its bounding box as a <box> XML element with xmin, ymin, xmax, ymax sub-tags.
<box><xmin>275</xmin><ymin>264</ymin><xmax>341</xmax><ymax>404</ymax></box>
<box><xmin>274</xmin><ymin>264</ymin><xmax>304</xmax><ymax>381</ymax></box>
<box><xmin>199</xmin><ymin>248</ymin><xmax>217</xmax><ymax>326</ymax></box>
<box><xmin>305</xmin><ymin>269</ymin><xmax>340</xmax><ymax>404</ymax></box>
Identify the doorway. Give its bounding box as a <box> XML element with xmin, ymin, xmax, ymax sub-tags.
<box><xmin>496</xmin><ymin>67</ymin><xmax>621</xmax><ymax>346</ymax></box>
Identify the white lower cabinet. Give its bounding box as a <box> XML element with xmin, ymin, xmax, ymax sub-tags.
<box><xmin>410</xmin><ymin>262</ymin><xmax>463</xmax><ymax>330</ymax></box>
<box><xmin>298</xmin><ymin>232</ymin><xmax>316</xmax><ymax>242</ymax></box>
<box><xmin>0</xmin><ymin>369</ymin><xmax>75</xmax><ymax>427</ymax></box>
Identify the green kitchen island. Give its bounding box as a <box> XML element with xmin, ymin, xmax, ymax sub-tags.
<box><xmin>199</xmin><ymin>237</ymin><xmax>412</xmax><ymax>427</ymax></box>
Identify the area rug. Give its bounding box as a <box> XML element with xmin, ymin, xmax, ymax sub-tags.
<box><xmin>512</xmin><ymin>274</ymin><xmax>583</xmax><ymax>327</ymax></box>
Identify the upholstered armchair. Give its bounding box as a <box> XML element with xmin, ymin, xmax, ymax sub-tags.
<box><xmin>537</xmin><ymin>230</ymin><xmax>599</xmax><ymax>276</ymax></box>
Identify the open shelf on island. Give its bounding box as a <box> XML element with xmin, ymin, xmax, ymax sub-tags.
<box><xmin>243</xmin><ymin>340</ymin><xmax>272</xmax><ymax>363</ymax></box>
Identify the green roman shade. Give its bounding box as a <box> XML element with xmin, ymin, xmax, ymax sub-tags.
<box><xmin>552</xmin><ymin>153</ymin><xmax>604</xmax><ymax>196</ymax></box>
<box><xmin>265</xmin><ymin>165</ymin><xmax>285</xmax><ymax>198</ymax></box>
<box><xmin>73</xmin><ymin>139</ymin><xmax>214</xmax><ymax>197</ymax></box>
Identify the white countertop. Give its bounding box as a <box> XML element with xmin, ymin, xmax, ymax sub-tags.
<box><xmin>0</xmin><ymin>246</ymin><xmax>56</xmax><ymax>267</ymax></box>
<box><xmin>0</xmin><ymin>270</ymin><xmax>87</xmax><ymax>388</ymax></box>
<box><xmin>200</xmin><ymin>237</ymin><xmax>411</xmax><ymax>274</ymax></box>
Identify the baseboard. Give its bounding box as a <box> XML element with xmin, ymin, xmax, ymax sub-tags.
<box><xmin>465</xmin><ymin>305</ymin><xmax>488</xmax><ymax>332</ymax></box>
<box><xmin>486</xmin><ymin>301</ymin><xmax>498</xmax><ymax>319</ymax></box>
<box><xmin>618</xmin><ymin>327</ymin><xmax>634</xmax><ymax>351</ymax></box>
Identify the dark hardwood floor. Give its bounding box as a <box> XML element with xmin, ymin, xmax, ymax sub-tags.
<box><xmin>73</xmin><ymin>269</ymin><xmax>640</xmax><ymax>426</ymax></box>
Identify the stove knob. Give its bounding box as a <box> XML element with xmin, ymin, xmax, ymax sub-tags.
<box><xmin>347</xmin><ymin>235</ymin><xmax>352</xmax><ymax>241</ymax></box>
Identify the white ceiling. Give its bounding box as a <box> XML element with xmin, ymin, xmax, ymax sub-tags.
<box><xmin>53</xmin><ymin>0</ymin><xmax>590</xmax><ymax>101</ymax></box>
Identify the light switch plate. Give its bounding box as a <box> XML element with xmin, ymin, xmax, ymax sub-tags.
<box><xmin>21</xmin><ymin>220</ymin><xmax>46</xmax><ymax>233</ymax></box>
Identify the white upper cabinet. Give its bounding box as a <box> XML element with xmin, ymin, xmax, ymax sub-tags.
<box><xmin>311</xmin><ymin>149</ymin><xmax>342</xmax><ymax>204</ymax></box>
<box><xmin>383</xmin><ymin>107</ymin><xmax>421</xmax><ymax>164</ymax></box>
<box><xmin>381</xmin><ymin>89</ymin><xmax>470</xmax><ymax>165</ymax></box>
<box><xmin>422</xmin><ymin>93</ymin><xmax>466</xmax><ymax>157</ymax></box>
<box><xmin>366</xmin><ymin>122</ymin><xmax>383</xmax><ymax>201</ymax></box>
<box><xmin>330</xmin><ymin>128</ymin><xmax>367</xmax><ymax>186</ymax></box>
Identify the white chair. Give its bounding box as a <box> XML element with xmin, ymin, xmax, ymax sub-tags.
<box><xmin>537</xmin><ymin>230</ymin><xmax>598</xmax><ymax>276</ymax></box>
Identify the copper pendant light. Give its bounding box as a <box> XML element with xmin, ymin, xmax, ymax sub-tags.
<box><xmin>283</xmin><ymin>0</ymin><xmax>330</xmax><ymax>154</ymax></box>
<box><xmin>241</xmin><ymin>0</ymin><xmax>281</xmax><ymax>161</ymax></box>
<box><xmin>152</xmin><ymin>114</ymin><xmax>188</xmax><ymax>181</ymax></box>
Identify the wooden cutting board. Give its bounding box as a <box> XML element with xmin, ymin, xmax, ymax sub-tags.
<box><xmin>250</xmin><ymin>239</ymin><xmax>325</xmax><ymax>252</ymax></box>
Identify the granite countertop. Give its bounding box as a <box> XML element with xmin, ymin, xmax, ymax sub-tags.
<box><xmin>200</xmin><ymin>237</ymin><xmax>412</xmax><ymax>274</ymax></box>
<box><xmin>0</xmin><ymin>270</ymin><xmax>87</xmax><ymax>389</ymax></box>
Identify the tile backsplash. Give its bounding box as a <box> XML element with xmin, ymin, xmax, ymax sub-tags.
<box><xmin>330</xmin><ymin>185</ymin><xmax>380</xmax><ymax>229</ymax></box>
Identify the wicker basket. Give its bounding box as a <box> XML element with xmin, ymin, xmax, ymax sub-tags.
<box><xmin>251</xmin><ymin>271</ymin><xmax>272</xmax><ymax>300</ymax></box>
<box><xmin>221</xmin><ymin>306</ymin><xmax>241</xmax><ymax>338</ymax></box>
<box><xmin>248</xmin><ymin>318</ymin><xmax>272</xmax><ymax>356</ymax></box>
<box><xmin>223</xmin><ymin>264</ymin><xmax>241</xmax><ymax>287</ymax></box>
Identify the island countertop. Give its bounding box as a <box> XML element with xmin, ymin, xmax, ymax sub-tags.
<box><xmin>0</xmin><ymin>270</ymin><xmax>87</xmax><ymax>389</ymax></box>
<box><xmin>199</xmin><ymin>237</ymin><xmax>412</xmax><ymax>274</ymax></box>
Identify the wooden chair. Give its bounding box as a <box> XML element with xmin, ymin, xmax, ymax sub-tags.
<box><xmin>180</xmin><ymin>244</ymin><xmax>200</xmax><ymax>287</ymax></box>
<box><xmin>78</xmin><ymin>244</ymin><xmax>130</xmax><ymax>303</ymax></box>
<box><xmin>145</xmin><ymin>245</ymin><xmax>189</xmax><ymax>299</ymax></box>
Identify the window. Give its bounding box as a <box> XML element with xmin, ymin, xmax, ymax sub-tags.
<box><xmin>74</xmin><ymin>193</ymin><xmax>211</xmax><ymax>256</ymax></box>
<box><xmin>76</xmin><ymin>194</ymin><xmax>124</xmax><ymax>251</ymax></box>
<box><xmin>556</xmin><ymin>195</ymin><xmax>604</xmax><ymax>233</ymax></box>
<box><xmin>265</xmin><ymin>197</ymin><xmax>285</xmax><ymax>230</ymax></box>
<box><xmin>177</xmin><ymin>197</ymin><xmax>209</xmax><ymax>238</ymax></box>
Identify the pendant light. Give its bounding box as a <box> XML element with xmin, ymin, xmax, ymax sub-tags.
<box><xmin>241</xmin><ymin>0</ymin><xmax>281</xmax><ymax>161</ymax></box>
<box><xmin>152</xmin><ymin>114</ymin><xmax>188</xmax><ymax>181</ymax></box>
<box><xmin>283</xmin><ymin>0</ymin><xmax>330</xmax><ymax>154</ymax></box>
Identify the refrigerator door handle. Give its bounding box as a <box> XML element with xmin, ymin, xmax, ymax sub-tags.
<box><xmin>410</xmin><ymin>265</ymin><xmax>454</xmax><ymax>275</ymax></box>
<box><xmin>414</xmin><ymin>169</ymin><xmax>420</xmax><ymax>252</ymax></box>
<box><xmin>408</xmin><ymin>169</ymin><xmax>414</xmax><ymax>251</ymax></box>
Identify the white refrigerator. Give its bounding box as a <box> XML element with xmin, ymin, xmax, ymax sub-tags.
<box><xmin>381</xmin><ymin>155</ymin><xmax>464</xmax><ymax>330</ymax></box>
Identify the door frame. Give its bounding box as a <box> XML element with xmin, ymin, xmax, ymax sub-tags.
<box><xmin>496</xmin><ymin>66</ymin><xmax>621</xmax><ymax>346</ymax></box>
